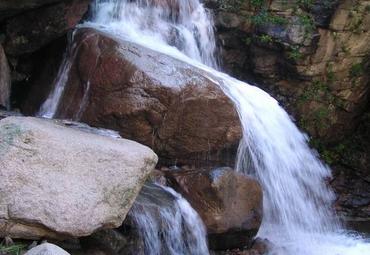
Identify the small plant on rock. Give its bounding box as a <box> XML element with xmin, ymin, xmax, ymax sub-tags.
<box><xmin>258</xmin><ymin>34</ymin><xmax>273</xmax><ymax>43</ymax></box>
<box><xmin>349</xmin><ymin>63</ymin><xmax>364</xmax><ymax>78</ymax></box>
<box><xmin>0</xmin><ymin>244</ymin><xmax>27</xmax><ymax>255</ymax></box>
<box><xmin>288</xmin><ymin>45</ymin><xmax>303</xmax><ymax>61</ymax></box>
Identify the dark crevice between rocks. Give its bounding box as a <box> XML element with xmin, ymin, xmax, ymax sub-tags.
<box><xmin>10</xmin><ymin>35</ymin><xmax>68</xmax><ymax>114</ymax></box>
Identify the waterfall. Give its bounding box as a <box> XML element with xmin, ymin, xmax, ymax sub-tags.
<box><xmin>91</xmin><ymin>0</ymin><xmax>219</xmax><ymax>68</ymax></box>
<box><xmin>39</xmin><ymin>0</ymin><xmax>370</xmax><ymax>254</ymax></box>
<box><xmin>38</xmin><ymin>31</ymin><xmax>78</xmax><ymax>118</ymax></box>
<box><xmin>129</xmin><ymin>183</ymin><xmax>209</xmax><ymax>255</ymax></box>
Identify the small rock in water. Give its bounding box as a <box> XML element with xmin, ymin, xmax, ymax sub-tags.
<box><xmin>250</xmin><ymin>238</ymin><xmax>271</xmax><ymax>254</ymax></box>
<box><xmin>24</xmin><ymin>243</ymin><xmax>70</xmax><ymax>255</ymax></box>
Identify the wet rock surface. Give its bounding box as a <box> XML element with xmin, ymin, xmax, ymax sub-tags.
<box><xmin>165</xmin><ymin>167</ymin><xmax>263</xmax><ymax>250</ymax></box>
<box><xmin>210</xmin><ymin>237</ymin><xmax>271</xmax><ymax>255</ymax></box>
<box><xmin>207</xmin><ymin>0</ymin><xmax>370</xmax><ymax>221</ymax></box>
<box><xmin>47</xmin><ymin>28</ymin><xmax>241</xmax><ymax>166</ymax></box>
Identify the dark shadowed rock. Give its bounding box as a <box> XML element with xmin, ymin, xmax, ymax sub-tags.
<box><xmin>50</xmin><ymin>28</ymin><xmax>241</xmax><ymax>165</ymax></box>
<box><xmin>20</xmin><ymin>36</ymin><xmax>68</xmax><ymax>114</ymax></box>
<box><xmin>0</xmin><ymin>0</ymin><xmax>63</xmax><ymax>20</ymax></box>
<box><xmin>4</xmin><ymin>0</ymin><xmax>89</xmax><ymax>56</ymax></box>
<box><xmin>210</xmin><ymin>238</ymin><xmax>271</xmax><ymax>255</ymax></box>
<box><xmin>165</xmin><ymin>167</ymin><xmax>263</xmax><ymax>250</ymax></box>
<box><xmin>0</xmin><ymin>44</ymin><xmax>11</xmax><ymax>109</ymax></box>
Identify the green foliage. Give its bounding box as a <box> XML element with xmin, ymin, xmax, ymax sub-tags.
<box><xmin>299</xmin><ymin>79</ymin><xmax>347</xmax><ymax>111</ymax></box>
<box><xmin>326</xmin><ymin>63</ymin><xmax>335</xmax><ymax>83</ymax></box>
<box><xmin>314</xmin><ymin>107</ymin><xmax>329</xmax><ymax>122</ymax></box>
<box><xmin>350</xmin><ymin>18</ymin><xmax>363</xmax><ymax>33</ymax></box>
<box><xmin>250</xmin><ymin>0</ymin><xmax>265</xmax><ymax>8</ymax></box>
<box><xmin>300</xmin><ymin>106</ymin><xmax>330</xmax><ymax>131</ymax></box>
<box><xmin>258</xmin><ymin>34</ymin><xmax>273</xmax><ymax>43</ymax></box>
<box><xmin>0</xmin><ymin>244</ymin><xmax>27</xmax><ymax>255</ymax></box>
<box><xmin>309</xmin><ymin>139</ymin><xmax>347</xmax><ymax>165</ymax></box>
<box><xmin>248</xmin><ymin>0</ymin><xmax>287</xmax><ymax>26</ymax></box>
<box><xmin>299</xmin><ymin>80</ymin><xmax>329</xmax><ymax>102</ymax></box>
<box><xmin>297</xmin><ymin>0</ymin><xmax>314</xmax><ymax>9</ymax></box>
<box><xmin>349</xmin><ymin>63</ymin><xmax>364</xmax><ymax>78</ymax></box>
<box><xmin>250</xmin><ymin>10</ymin><xmax>288</xmax><ymax>25</ymax></box>
<box><xmin>341</xmin><ymin>45</ymin><xmax>350</xmax><ymax>55</ymax></box>
<box><xmin>217</xmin><ymin>0</ymin><xmax>245</xmax><ymax>11</ymax></box>
<box><xmin>288</xmin><ymin>46</ymin><xmax>303</xmax><ymax>61</ymax></box>
<box><xmin>244</xmin><ymin>36</ymin><xmax>252</xmax><ymax>45</ymax></box>
<box><xmin>297</xmin><ymin>13</ymin><xmax>315</xmax><ymax>33</ymax></box>
<box><xmin>348</xmin><ymin>4</ymin><xmax>365</xmax><ymax>34</ymax></box>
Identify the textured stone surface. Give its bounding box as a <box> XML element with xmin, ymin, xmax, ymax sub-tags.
<box><xmin>331</xmin><ymin>109</ymin><xmax>370</xmax><ymax>220</ymax></box>
<box><xmin>0</xmin><ymin>116</ymin><xmax>157</xmax><ymax>239</ymax></box>
<box><xmin>165</xmin><ymin>167</ymin><xmax>263</xmax><ymax>250</ymax></box>
<box><xmin>49</xmin><ymin>28</ymin><xmax>241</xmax><ymax>166</ymax></box>
<box><xmin>0</xmin><ymin>110</ymin><xmax>22</xmax><ymax>120</ymax></box>
<box><xmin>208</xmin><ymin>0</ymin><xmax>370</xmax><ymax>142</ymax></box>
<box><xmin>24</xmin><ymin>243</ymin><xmax>70</xmax><ymax>255</ymax></box>
<box><xmin>0</xmin><ymin>44</ymin><xmax>11</xmax><ymax>109</ymax></box>
<box><xmin>4</xmin><ymin>0</ymin><xmax>89</xmax><ymax>55</ymax></box>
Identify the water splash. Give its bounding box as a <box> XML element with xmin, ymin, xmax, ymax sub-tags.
<box><xmin>129</xmin><ymin>183</ymin><xmax>209</xmax><ymax>255</ymax></box>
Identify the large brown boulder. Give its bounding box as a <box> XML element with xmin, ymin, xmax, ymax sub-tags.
<box><xmin>165</xmin><ymin>167</ymin><xmax>263</xmax><ymax>250</ymax></box>
<box><xmin>4</xmin><ymin>0</ymin><xmax>90</xmax><ymax>56</ymax></box>
<box><xmin>48</xmin><ymin>28</ymin><xmax>241</xmax><ymax>165</ymax></box>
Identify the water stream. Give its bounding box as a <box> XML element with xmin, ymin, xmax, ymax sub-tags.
<box><xmin>130</xmin><ymin>183</ymin><xmax>209</xmax><ymax>255</ymax></box>
<box><xmin>40</xmin><ymin>0</ymin><xmax>370</xmax><ymax>254</ymax></box>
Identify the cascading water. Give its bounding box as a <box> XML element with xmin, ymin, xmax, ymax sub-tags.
<box><xmin>129</xmin><ymin>183</ymin><xmax>209</xmax><ymax>255</ymax></box>
<box><xmin>38</xmin><ymin>32</ymin><xmax>78</xmax><ymax>118</ymax></box>
<box><xmin>91</xmin><ymin>0</ymin><xmax>219</xmax><ymax>68</ymax></box>
<box><xmin>40</xmin><ymin>0</ymin><xmax>370</xmax><ymax>254</ymax></box>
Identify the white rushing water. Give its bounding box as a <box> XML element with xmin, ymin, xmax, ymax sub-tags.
<box><xmin>41</xmin><ymin>0</ymin><xmax>370</xmax><ymax>254</ymax></box>
<box><xmin>130</xmin><ymin>183</ymin><xmax>209</xmax><ymax>255</ymax></box>
<box><xmin>38</xmin><ymin>32</ymin><xmax>78</xmax><ymax>118</ymax></box>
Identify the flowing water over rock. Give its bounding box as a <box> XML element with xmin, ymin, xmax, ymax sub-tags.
<box><xmin>130</xmin><ymin>183</ymin><xmax>209</xmax><ymax>255</ymax></box>
<box><xmin>38</xmin><ymin>31</ymin><xmax>78</xmax><ymax>118</ymax></box>
<box><xmin>91</xmin><ymin>0</ymin><xmax>219</xmax><ymax>68</ymax></box>
<box><xmin>40</xmin><ymin>0</ymin><xmax>370</xmax><ymax>254</ymax></box>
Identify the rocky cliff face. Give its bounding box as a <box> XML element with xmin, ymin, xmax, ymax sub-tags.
<box><xmin>206</xmin><ymin>0</ymin><xmax>370</xmax><ymax>220</ymax></box>
<box><xmin>207</xmin><ymin>0</ymin><xmax>369</xmax><ymax>142</ymax></box>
